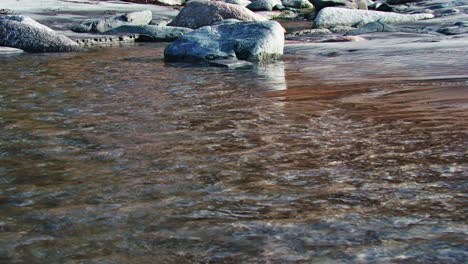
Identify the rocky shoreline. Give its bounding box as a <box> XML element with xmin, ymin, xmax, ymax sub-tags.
<box><xmin>1</xmin><ymin>0</ymin><xmax>467</xmax><ymax>68</ymax></box>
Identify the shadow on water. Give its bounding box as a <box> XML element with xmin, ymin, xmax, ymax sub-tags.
<box><xmin>0</xmin><ymin>43</ymin><xmax>467</xmax><ymax>263</ymax></box>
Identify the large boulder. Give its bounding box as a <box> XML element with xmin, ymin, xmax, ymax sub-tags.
<box><xmin>164</xmin><ymin>20</ymin><xmax>284</xmax><ymax>63</ymax></box>
<box><xmin>247</xmin><ymin>0</ymin><xmax>283</xmax><ymax>11</ymax></box>
<box><xmin>71</xmin><ymin>10</ymin><xmax>153</xmax><ymax>33</ymax></box>
<box><xmin>314</xmin><ymin>7</ymin><xmax>433</xmax><ymax>28</ymax></box>
<box><xmin>105</xmin><ymin>25</ymin><xmax>192</xmax><ymax>42</ymax></box>
<box><xmin>0</xmin><ymin>15</ymin><xmax>80</xmax><ymax>52</ymax></box>
<box><xmin>167</xmin><ymin>0</ymin><xmax>267</xmax><ymax>29</ymax></box>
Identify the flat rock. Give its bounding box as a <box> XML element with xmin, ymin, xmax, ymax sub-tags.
<box><xmin>168</xmin><ymin>0</ymin><xmax>267</xmax><ymax>29</ymax></box>
<box><xmin>164</xmin><ymin>20</ymin><xmax>284</xmax><ymax>63</ymax></box>
<box><xmin>105</xmin><ymin>25</ymin><xmax>192</xmax><ymax>42</ymax></box>
<box><xmin>314</xmin><ymin>7</ymin><xmax>434</xmax><ymax>28</ymax></box>
<box><xmin>71</xmin><ymin>10</ymin><xmax>153</xmax><ymax>33</ymax></box>
<box><xmin>0</xmin><ymin>15</ymin><xmax>80</xmax><ymax>52</ymax></box>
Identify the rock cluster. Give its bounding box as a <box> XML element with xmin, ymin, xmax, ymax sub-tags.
<box><xmin>71</xmin><ymin>10</ymin><xmax>153</xmax><ymax>33</ymax></box>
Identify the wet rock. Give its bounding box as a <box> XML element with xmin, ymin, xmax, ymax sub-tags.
<box><xmin>208</xmin><ymin>59</ymin><xmax>254</xmax><ymax>68</ymax></box>
<box><xmin>71</xmin><ymin>10</ymin><xmax>153</xmax><ymax>33</ymax></box>
<box><xmin>0</xmin><ymin>15</ymin><xmax>80</xmax><ymax>52</ymax></box>
<box><xmin>164</xmin><ymin>20</ymin><xmax>284</xmax><ymax>63</ymax></box>
<box><xmin>314</xmin><ymin>7</ymin><xmax>434</xmax><ymax>29</ymax></box>
<box><xmin>105</xmin><ymin>25</ymin><xmax>192</xmax><ymax>42</ymax></box>
<box><xmin>247</xmin><ymin>0</ymin><xmax>283</xmax><ymax>11</ymax></box>
<box><xmin>281</xmin><ymin>0</ymin><xmax>313</xmax><ymax>8</ymax></box>
<box><xmin>344</xmin><ymin>21</ymin><xmax>398</xmax><ymax>35</ymax></box>
<box><xmin>225</xmin><ymin>0</ymin><xmax>252</xmax><ymax>6</ymax></box>
<box><xmin>168</xmin><ymin>0</ymin><xmax>267</xmax><ymax>29</ymax></box>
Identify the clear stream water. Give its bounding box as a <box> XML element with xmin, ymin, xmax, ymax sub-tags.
<box><xmin>0</xmin><ymin>43</ymin><xmax>467</xmax><ymax>263</ymax></box>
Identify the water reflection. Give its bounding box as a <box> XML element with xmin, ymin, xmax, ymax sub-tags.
<box><xmin>254</xmin><ymin>61</ymin><xmax>287</xmax><ymax>91</ymax></box>
<box><xmin>0</xmin><ymin>44</ymin><xmax>466</xmax><ymax>263</ymax></box>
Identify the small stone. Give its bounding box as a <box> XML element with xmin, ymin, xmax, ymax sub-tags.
<box><xmin>208</xmin><ymin>59</ymin><xmax>254</xmax><ymax>68</ymax></box>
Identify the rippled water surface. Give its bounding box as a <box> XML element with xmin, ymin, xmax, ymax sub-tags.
<box><xmin>0</xmin><ymin>43</ymin><xmax>467</xmax><ymax>263</ymax></box>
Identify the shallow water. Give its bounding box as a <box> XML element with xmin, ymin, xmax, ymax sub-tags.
<box><xmin>0</xmin><ymin>43</ymin><xmax>467</xmax><ymax>263</ymax></box>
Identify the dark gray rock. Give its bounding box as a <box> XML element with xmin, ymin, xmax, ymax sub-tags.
<box><xmin>164</xmin><ymin>20</ymin><xmax>284</xmax><ymax>63</ymax></box>
<box><xmin>71</xmin><ymin>10</ymin><xmax>153</xmax><ymax>33</ymax></box>
<box><xmin>0</xmin><ymin>15</ymin><xmax>80</xmax><ymax>52</ymax></box>
<box><xmin>247</xmin><ymin>0</ymin><xmax>283</xmax><ymax>11</ymax></box>
<box><xmin>105</xmin><ymin>25</ymin><xmax>192</xmax><ymax>42</ymax></box>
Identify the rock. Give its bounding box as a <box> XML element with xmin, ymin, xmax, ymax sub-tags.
<box><xmin>208</xmin><ymin>59</ymin><xmax>254</xmax><ymax>68</ymax></box>
<box><xmin>437</xmin><ymin>22</ymin><xmax>468</xmax><ymax>35</ymax></box>
<box><xmin>247</xmin><ymin>0</ymin><xmax>283</xmax><ymax>11</ymax></box>
<box><xmin>168</xmin><ymin>0</ymin><xmax>267</xmax><ymax>29</ymax></box>
<box><xmin>105</xmin><ymin>25</ymin><xmax>192</xmax><ymax>42</ymax></box>
<box><xmin>164</xmin><ymin>20</ymin><xmax>284</xmax><ymax>63</ymax></box>
<box><xmin>310</xmin><ymin>0</ymin><xmax>373</xmax><ymax>11</ymax></box>
<box><xmin>0</xmin><ymin>15</ymin><xmax>80</xmax><ymax>52</ymax></box>
<box><xmin>330</xmin><ymin>25</ymin><xmax>355</xmax><ymax>33</ymax></box>
<box><xmin>224</xmin><ymin>0</ymin><xmax>252</xmax><ymax>6</ymax></box>
<box><xmin>385</xmin><ymin>0</ymin><xmax>422</xmax><ymax>5</ymax></box>
<box><xmin>344</xmin><ymin>21</ymin><xmax>398</xmax><ymax>35</ymax></box>
<box><xmin>281</xmin><ymin>0</ymin><xmax>313</xmax><ymax>8</ymax></box>
<box><xmin>290</xmin><ymin>28</ymin><xmax>333</xmax><ymax>36</ymax></box>
<box><xmin>321</xmin><ymin>35</ymin><xmax>367</xmax><ymax>42</ymax></box>
<box><xmin>376</xmin><ymin>3</ymin><xmax>399</xmax><ymax>12</ymax></box>
<box><xmin>71</xmin><ymin>10</ymin><xmax>153</xmax><ymax>33</ymax></box>
<box><xmin>314</xmin><ymin>7</ymin><xmax>434</xmax><ymax>29</ymax></box>
<box><xmin>152</xmin><ymin>0</ymin><xmax>185</xmax><ymax>5</ymax></box>
<box><xmin>274</xmin><ymin>10</ymin><xmax>301</xmax><ymax>19</ymax></box>
<box><xmin>0</xmin><ymin>46</ymin><xmax>24</xmax><ymax>54</ymax></box>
